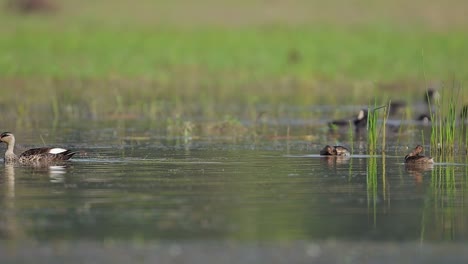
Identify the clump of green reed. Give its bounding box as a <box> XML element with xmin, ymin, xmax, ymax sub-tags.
<box><xmin>367</xmin><ymin>103</ymin><xmax>388</xmax><ymax>153</ymax></box>
<box><xmin>381</xmin><ymin>102</ymin><xmax>390</xmax><ymax>152</ymax></box>
<box><xmin>429</xmin><ymin>86</ymin><xmax>465</xmax><ymax>158</ymax></box>
<box><xmin>460</xmin><ymin>105</ymin><xmax>468</xmax><ymax>153</ymax></box>
<box><xmin>347</xmin><ymin>120</ymin><xmax>354</xmax><ymax>154</ymax></box>
<box><xmin>367</xmin><ymin>106</ymin><xmax>378</xmax><ymax>153</ymax></box>
<box><xmin>164</xmin><ymin>116</ymin><xmax>195</xmax><ymax>145</ymax></box>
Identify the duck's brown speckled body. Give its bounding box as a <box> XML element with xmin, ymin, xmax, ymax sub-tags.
<box><xmin>404</xmin><ymin>145</ymin><xmax>434</xmax><ymax>164</ymax></box>
<box><xmin>320</xmin><ymin>145</ymin><xmax>350</xmax><ymax>156</ymax></box>
<box><xmin>0</xmin><ymin>132</ymin><xmax>75</xmax><ymax>165</ymax></box>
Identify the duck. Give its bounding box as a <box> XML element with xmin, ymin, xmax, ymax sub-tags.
<box><xmin>416</xmin><ymin>113</ymin><xmax>431</xmax><ymax>124</ymax></box>
<box><xmin>460</xmin><ymin>105</ymin><xmax>468</xmax><ymax>120</ymax></box>
<box><xmin>0</xmin><ymin>132</ymin><xmax>75</xmax><ymax>165</ymax></box>
<box><xmin>388</xmin><ymin>100</ymin><xmax>407</xmax><ymax>116</ymax></box>
<box><xmin>424</xmin><ymin>89</ymin><xmax>440</xmax><ymax>106</ymax></box>
<box><xmin>353</xmin><ymin>109</ymin><xmax>368</xmax><ymax>131</ymax></box>
<box><xmin>320</xmin><ymin>145</ymin><xmax>350</xmax><ymax>156</ymax></box>
<box><xmin>404</xmin><ymin>145</ymin><xmax>433</xmax><ymax>164</ymax></box>
<box><xmin>328</xmin><ymin>109</ymin><xmax>368</xmax><ymax>133</ymax></box>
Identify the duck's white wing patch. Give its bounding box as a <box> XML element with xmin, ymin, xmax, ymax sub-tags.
<box><xmin>49</xmin><ymin>148</ymin><xmax>68</xmax><ymax>154</ymax></box>
<box><xmin>357</xmin><ymin>110</ymin><xmax>365</xmax><ymax>120</ymax></box>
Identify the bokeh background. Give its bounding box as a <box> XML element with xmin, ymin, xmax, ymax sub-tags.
<box><xmin>1</xmin><ymin>0</ymin><xmax>467</xmax><ymax>127</ymax></box>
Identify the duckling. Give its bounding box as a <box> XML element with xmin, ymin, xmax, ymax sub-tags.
<box><xmin>0</xmin><ymin>132</ymin><xmax>75</xmax><ymax>165</ymax></box>
<box><xmin>404</xmin><ymin>145</ymin><xmax>433</xmax><ymax>164</ymax></box>
<box><xmin>320</xmin><ymin>145</ymin><xmax>350</xmax><ymax>156</ymax></box>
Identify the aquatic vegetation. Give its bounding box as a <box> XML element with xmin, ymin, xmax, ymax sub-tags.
<box><xmin>204</xmin><ymin>115</ymin><xmax>248</xmax><ymax>138</ymax></box>
<box><xmin>367</xmin><ymin>107</ymin><xmax>378</xmax><ymax>153</ymax></box>
<box><xmin>429</xmin><ymin>86</ymin><xmax>466</xmax><ymax>158</ymax></box>
<box><xmin>367</xmin><ymin>104</ymin><xmax>388</xmax><ymax>153</ymax></box>
<box><xmin>381</xmin><ymin>101</ymin><xmax>390</xmax><ymax>152</ymax></box>
<box><xmin>347</xmin><ymin>120</ymin><xmax>354</xmax><ymax>154</ymax></box>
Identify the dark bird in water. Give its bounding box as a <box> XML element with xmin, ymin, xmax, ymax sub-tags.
<box><xmin>353</xmin><ymin>109</ymin><xmax>368</xmax><ymax>130</ymax></box>
<box><xmin>328</xmin><ymin>109</ymin><xmax>368</xmax><ymax>133</ymax></box>
<box><xmin>460</xmin><ymin>105</ymin><xmax>468</xmax><ymax>120</ymax></box>
<box><xmin>424</xmin><ymin>89</ymin><xmax>440</xmax><ymax>106</ymax></box>
<box><xmin>320</xmin><ymin>145</ymin><xmax>350</xmax><ymax>156</ymax></box>
<box><xmin>417</xmin><ymin>113</ymin><xmax>431</xmax><ymax>123</ymax></box>
<box><xmin>388</xmin><ymin>100</ymin><xmax>407</xmax><ymax>116</ymax></box>
<box><xmin>0</xmin><ymin>132</ymin><xmax>75</xmax><ymax>165</ymax></box>
<box><xmin>404</xmin><ymin>145</ymin><xmax>433</xmax><ymax>164</ymax></box>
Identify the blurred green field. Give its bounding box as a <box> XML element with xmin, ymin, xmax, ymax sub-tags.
<box><xmin>0</xmin><ymin>0</ymin><xmax>467</xmax><ymax>123</ymax></box>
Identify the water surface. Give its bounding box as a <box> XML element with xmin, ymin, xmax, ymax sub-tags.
<box><xmin>1</xmin><ymin>115</ymin><xmax>467</xmax><ymax>263</ymax></box>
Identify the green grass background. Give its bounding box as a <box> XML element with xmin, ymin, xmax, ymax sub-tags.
<box><xmin>0</xmin><ymin>0</ymin><xmax>467</xmax><ymax>123</ymax></box>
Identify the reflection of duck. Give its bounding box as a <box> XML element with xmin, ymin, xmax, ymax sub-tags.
<box><xmin>404</xmin><ymin>145</ymin><xmax>434</xmax><ymax>164</ymax></box>
<box><xmin>320</xmin><ymin>145</ymin><xmax>350</xmax><ymax>156</ymax></box>
<box><xmin>321</xmin><ymin>155</ymin><xmax>350</xmax><ymax>167</ymax></box>
<box><xmin>405</xmin><ymin>161</ymin><xmax>434</xmax><ymax>184</ymax></box>
<box><xmin>328</xmin><ymin>109</ymin><xmax>367</xmax><ymax>133</ymax></box>
<box><xmin>0</xmin><ymin>132</ymin><xmax>75</xmax><ymax>165</ymax></box>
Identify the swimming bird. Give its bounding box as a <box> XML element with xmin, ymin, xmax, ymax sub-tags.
<box><xmin>320</xmin><ymin>145</ymin><xmax>350</xmax><ymax>156</ymax></box>
<box><xmin>328</xmin><ymin>109</ymin><xmax>368</xmax><ymax>133</ymax></box>
<box><xmin>416</xmin><ymin>113</ymin><xmax>431</xmax><ymax>124</ymax></box>
<box><xmin>353</xmin><ymin>109</ymin><xmax>368</xmax><ymax>131</ymax></box>
<box><xmin>424</xmin><ymin>89</ymin><xmax>440</xmax><ymax>106</ymax></box>
<box><xmin>388</xmin><ymin>100</ymin><xmax>407</xmax><ymax>116</ymax></box>
<box><xmin>0</xmin><ymin>132</ymin><xmax>75</xmax><ymax>165</ymax></box>
<box><xmin>404</xmin><ymin>145</ymin><xmax>433</xmax><ymax>164</ymax></box>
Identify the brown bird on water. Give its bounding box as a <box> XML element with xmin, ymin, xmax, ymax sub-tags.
<box><xmin>320</xmin><ymin>145</ymin><xmax>350</xmax><ymax>156</ymax></box>
<box><xmin>0</xmin><ymin>132</ymin><xmax>75</xmax><ymax>165</ymax></box>
<box><xmin>404</xmin><ymin>145</ymin><xmax>433</xmax><ymax>164</ymax></box>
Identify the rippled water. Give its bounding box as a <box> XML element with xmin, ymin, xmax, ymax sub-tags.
<box><xmin>1</xmin><ymin>115</ymin><xmax>468</xmax><ymax>263</ymax></box>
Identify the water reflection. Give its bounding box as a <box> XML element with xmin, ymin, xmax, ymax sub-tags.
<box><xmin>420</xmin><ymin>155</ymin><xmax>466</xmax><ymax>241</ymax></box>
<box><xmin>405</xmin><ymin>163</ymin><xmax>434</xmax><ymax>184</ymax></box>
<box><xmin>320</xmin><ymin>155</ymin><xmax>350</xmax><ymax>167</ymax></box>
<box><xmin>0</xmin><ymin>164</ymin><xmax>73</xmax><ymax>239</ymax></box>
<box><xmin>0</xmin><ymin>165</ymin><xmax>22</xmax><ymax>239</ymax></box>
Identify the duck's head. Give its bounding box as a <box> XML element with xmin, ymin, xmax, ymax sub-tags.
<box><xmin>0</xmin><ymin>132</ymin><xmax>14</xmax><ymax>144</ymax></box>
<box><xmin>320</xmin><ymin>145</ymin><xmax>334</xmax><ymax>155</ymax></box>
<box><xmin>414</xmin><ymin>145</ymin><xmax>424</xmax><ymax>154</ymax></box>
